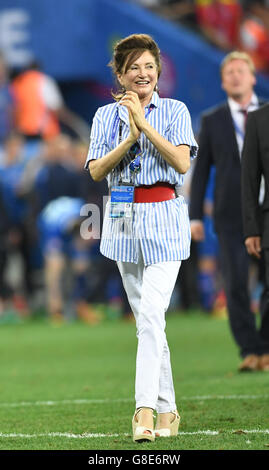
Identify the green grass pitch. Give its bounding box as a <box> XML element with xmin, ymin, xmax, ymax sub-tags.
<box><xmin>0</xmin><ymin>311</ymin><xmax>268</xmax><ymax>450</ymax></box>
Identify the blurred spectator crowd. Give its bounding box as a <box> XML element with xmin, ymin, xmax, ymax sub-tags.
<box><xmin>0</xmin><ymin>54</ymin><xmax>132</xmax><ymax>325</ymax></box>
<box><xmin>0</xmin><ymin>1</ymin><xmax>266</xmax><ymax>324</ymax></box>
<box><xmin>131</xmin><ymin>0</ymin><xmax>269</xmax><ymax>75</ymax></box>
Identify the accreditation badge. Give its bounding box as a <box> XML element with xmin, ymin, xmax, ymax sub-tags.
<box><xmin>109</xmin><ymin>185</ymin><xmax>134</xmax><ymax>219</ymax></box>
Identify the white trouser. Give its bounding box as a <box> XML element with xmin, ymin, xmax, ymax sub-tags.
<box><xmin>117</xmin><ymin>246</ymin><xmax>181</xmax><ymax>413</ymax></box>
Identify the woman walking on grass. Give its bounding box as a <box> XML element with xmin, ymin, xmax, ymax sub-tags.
<box><xmin>85</xmin><ymin>33</ymin><xmax>198</xmax><ymax>442</ymax></box>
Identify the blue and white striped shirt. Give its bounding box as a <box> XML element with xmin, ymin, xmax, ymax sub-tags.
<box><xmin>85</xmin><ymin>92</ymin><xmax>198</xmax><ymax>264</ymax></box>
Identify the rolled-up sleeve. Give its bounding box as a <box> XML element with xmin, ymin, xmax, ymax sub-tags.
<box><xmin>84</xmin><ymin>108</ymin><xmax>109</xmax><ymax>169</ymax></box>
<box><xmin>168</xmin><ymin>102</ymin><xmax>198</xmax><ymax>159</ymax></box>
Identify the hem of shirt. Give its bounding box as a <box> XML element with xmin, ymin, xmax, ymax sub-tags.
<box><xmin>99</xmin><ymin>248</ymin><xmax>190</xmax><ymax>265</ymax></box>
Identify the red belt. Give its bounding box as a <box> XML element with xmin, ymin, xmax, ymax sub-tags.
<box><xmin>134</xmin><ymin>183</ymin><xmax>176</xmax><ymax>203</ymax></box>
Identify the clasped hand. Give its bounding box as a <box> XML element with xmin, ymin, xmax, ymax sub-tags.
<box><xmin>119</xmin><ymin>91</ymin><xmax>146</xmax><ymax>143</ymax></box>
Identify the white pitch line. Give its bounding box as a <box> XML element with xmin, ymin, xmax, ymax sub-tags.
<box><xmin>0</xmin><ymin>394</ymin><xmax>267</xmax><ymax>409</ymax></box>
<box><xmin>181</xmin><ymin>394</ymin><xmax>269</xmax><ymax>401</ymax></box>
<box><xmin>0</xmin><ymin>432</ymin><xmax>128</xmax><ymax>439</ymax></box>
<box><xmin>0</xmin><ymin>429</ymin><xmax>269</xmax><ymax>439</ymax></box>
<box><xmin>0</xmin><ymin>398</ymin><xmax>133</xmax><ymax>408</ymax></box>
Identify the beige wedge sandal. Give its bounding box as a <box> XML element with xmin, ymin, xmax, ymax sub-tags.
<box><xmin>132</xmin><ymin>407</ymin><xmax>155</xmax><ymax>442</ymax></box>
<box><xmin>155</xmin><ymin>410</ymin><xmax>180</xmax><ymax>437</ymax></box>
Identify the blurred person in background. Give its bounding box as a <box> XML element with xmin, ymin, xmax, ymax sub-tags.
<box><xmin>190</xmin><ymin>51</ymin><xmax>269</xmax><ymax>372</ymax></box>
<box><xmin>72</xmin><ymin>141</ymin><xmax>132</xmax><ymax>319</ymax></box>
<box><xmin>195</xmin><ymin>0</ymin><xmax>243</xmax><ymax>50</ymax></box>
<box><xmin>18</xmin><ymin>134</ymin><xmax>86</xmax><ymax>318</ymax></box>
<box><xmin>239</xmin><ymin>1</ymin><xmax>269</xmax><ymax>75</ymax></box>
<box><xmin>0</xmin><ymin>132</ymin><xmax>33</xmax><ymax>314</ymax></box>
<box><xmin>0</xmin><ymin>180</ymin><xmax>12</xmax><ymax>313</ymax></box>
<box><xmin>26</xmin><ymin>135</ymin><xmax>79</xmax><ymax>256</ymax></box>
<box><xmin>194</xmin><ymin>166</ymin><xmax>221</xmax><ymax>314</ymax></box>
<box><xmin>0</xmin><ymin>52</ymin><xmax>15</xmax><ymax>162</ymax></box>
<box><xmin>133</xmin><ymin>1</ymin><xmax>197</xmax><ymax>29</ymax></box>
<box><xmin>19</xmin><ymin>136</ymin><xmax>103</xmax><ymax>322</ymax></box>
<box><xmin>29</xmin><ymin>134</ymin><xmax>79</xmax><ymax>214</ymax></box>
<box><xmin>194</xmin><ymin>0</ymin><xmax>269</xmax><ymax>75</ymax></box>
<box><xmin>132</xmin><ymin>1</ymin><xmax>269</xmax><ymax>74</ymax></box>
<box><xmin>250</xmin><ymin>0</ymin><xmax>269</xmax><ymax>31</ymax></box>
<box><xmin>72</xmin><ymin>140</ymin><xmax>107</xmax><ymax>206</ymax></box>
<box><xmin>173</xmin><ymin>164</ymin><xmax>200</xmax><ymax>312</ymax></box>
<box><xmin>11</xmin><ymin>61</ymin><xmax>90</xmax><ymax>150</ymax></box>
<box><xmin>85</xmin><ymin>33</ymin><xmax>197</xmax><ymax>442</ymax></box>
<box><xmin>175</xmin><ymin>164</ymin><xmax>220</xmax><ymax>313</ymax></box>
<box><xmin>241</xmin><ymin>103</ymin><xmax>269</xmax><ymax>370</ymax></box>
<box><xmin>72</xmin><ymin>140</ymin><xmax>130</xmax><ymax>318</ymax></box>
<box><xmin>38</xmin><ymin>196</ymin><xmax>99</xmax><ymax>324</ymax></box>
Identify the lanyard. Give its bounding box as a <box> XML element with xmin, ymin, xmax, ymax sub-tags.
<box><xmin>112</xmin><ymin>103</ymin><xmax>154</xmax><ymax>182</ymax></box>
<box><xmin>112</xmin><ymin>103</ymin><xmax>154</xmax><ymax>146</ymax></box>
<box><xmin>111</xmin><ymin>115</ymin><xmax>120</xmax><ymax>147</ymax></box>
<box><xmin>129</xmin><ymin>103</ymin><xmax>154</xmax><ymax>173</ymax></box>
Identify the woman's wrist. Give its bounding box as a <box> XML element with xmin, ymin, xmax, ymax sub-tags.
<box><xmin>140</xmin><ymin>119</ymin><xmax>150</xmax><ymax>134</ymax></box>
<box><xmin>126</xmin><ymin>134</ymin><xmax>138</xmax><ymax>146</ymax></box>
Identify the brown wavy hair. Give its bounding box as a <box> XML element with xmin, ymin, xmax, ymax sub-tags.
<box><xmin>109</xmin><ymin>34</ymin><xmax>162</xmax><ymax>101</ymax></box>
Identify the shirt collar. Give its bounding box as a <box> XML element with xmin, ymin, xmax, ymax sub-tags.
<box><xmin>148</xmin><ymin>91</ymin><xmax>159</xmax><ymax>108</ymax></box>
<box><xmin>117</xmin><ymin>100</ymin><xmax>129</xmax><ymax>125</ymax></box>
<box><xmin>228</xmin><ymin>93</ymin><xmax>258</xmax><ymax>112</ymax></box>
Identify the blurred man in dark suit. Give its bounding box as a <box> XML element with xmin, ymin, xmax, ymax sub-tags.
<box><xmin>241</xmin><ymin>103</ymin><xmax>269</xmax><ymax>371</ymax></box>
<box><xmin>190</xmin><ymin>51</ymin><xmax>269</xmax><ymax>372</ymax></box>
